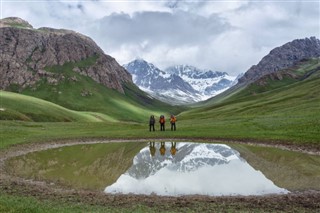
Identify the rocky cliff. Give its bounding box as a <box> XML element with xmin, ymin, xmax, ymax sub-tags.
<box><xmin>238</xmin><ymin>37</ymin><xmax>320</xmax><ymax>84</ymax></box>
<box><xmin>0</xmin><ymin>17</ymin><xmax>132</xmax><ymax>93</ymax></box>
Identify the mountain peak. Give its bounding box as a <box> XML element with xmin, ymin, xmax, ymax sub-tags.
<box><xmin>131</xmin><ymin>58</ymin><xmax>148</xmax><ymax>64</ymax></box>
<box><xmin>166</xmin><ymin>65</ymin><xmax>228</xmax><ymax>80</ymax></box>
<box><xmin>134</xmin><ymin>57</ymin><xmax>148</xmax><ymax>63</ymax></box>
<box><xmin>124</xmin><ymin>59</ymin><xmax>160</xmax><ymax>75</ymax></box>
<box><xmin>0</xmin><ymin>17</ymin><xmax>33</xmax><ymax>28</ymax></box>
<box><xmin>126</xmin><ymin>58</ymin><xmax>157</xmax><ymax>69</ymax></box>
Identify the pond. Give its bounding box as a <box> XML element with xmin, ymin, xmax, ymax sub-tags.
<box><xmin>105</xmin><ymin>142</ymin><xmax>288</xmax><ymax>196</ymax></box>
<box><xmin>5</xmin><ymin>141</ymin><xmax>320</xmax><ymax>196</ymax></box>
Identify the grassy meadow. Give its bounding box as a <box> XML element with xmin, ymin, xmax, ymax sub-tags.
<box><xmin>231</xmin><ymin>144</ymin><xmax>320</xmax><ymax>191</ymax></box>
<box><xmin>1</xmin><ymin>61</ymin><xmax>320</xmax><ymax>148</ymax></box>
<box><xmin>1</xmin><ymin>58</ymin><xmax>319</xmax><ymax>147</ymax></box>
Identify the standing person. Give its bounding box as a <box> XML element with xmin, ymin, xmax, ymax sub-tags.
<box><xmin>149</xmin><ymin>115</ymin><xmax>155</xmax><ymax>132</ymax></box>
<box><xmin>159</xmin><ymin>115</ymin><xmax>165</xmax><ymax>131</ymax></box>
<box><xmin>170</xmin><ymin>114</ymin><xmax>176</xmax><ymax>131</ymax></box>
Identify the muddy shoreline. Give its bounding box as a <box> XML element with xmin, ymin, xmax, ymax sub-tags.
<box><xmin>1</xmin><ymin>139</ymin><xmax>320</xmax><ymax>211</ymax></box>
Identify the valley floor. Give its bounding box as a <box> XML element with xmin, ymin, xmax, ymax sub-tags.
<box><xmin>1</xmin><ymin>139</ymin><xmax>319</xmax><ymax>212</ymax></box>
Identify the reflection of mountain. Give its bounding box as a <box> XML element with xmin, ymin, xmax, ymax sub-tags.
<box><xmin>128</xmin><ymin>143</ymin><xmax>241</xmax><ymax>179</ymax></box>
<box><xmin>105</xmin><ymin>142</ymin><xmax>288</xmax><ymax>196</ymax></box>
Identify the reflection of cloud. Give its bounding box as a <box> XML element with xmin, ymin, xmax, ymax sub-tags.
<box><xmin>2</xmin><ymin>1</ymin><xmax>319</xmax><ymax>75</ymax></box>
<box><xmin>105</xmin><ymin>160</ymin><xmax>288</xmax><ymax>196</ymax></box>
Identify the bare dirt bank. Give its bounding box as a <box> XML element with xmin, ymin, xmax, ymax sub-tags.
<box><xmin>1</xmin><ymin>139</ymin><xmax>320</xmax><ymax>212</ymax></box>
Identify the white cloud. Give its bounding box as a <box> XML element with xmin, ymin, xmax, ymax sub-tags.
<box><xmin>167</xmin><ymin>0</ymin><xmax>250</xmax><ymax>17</ymax></box>
<box><xmin>1</xmin><ymin>0</ymin><xmax>319</xmax><ymax>75</ymax></box>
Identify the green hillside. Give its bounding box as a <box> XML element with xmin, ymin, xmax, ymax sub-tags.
<box><xmin>6</xmin><ymin>57</ymin><xmax>182</xmax><ymax>123</ymax></box>
<box><xmin>0</xmin><ymin>91</ymin><xmax>116</xmax><ymax>122</ymax></box>
<box><xmin>180</xmin><ymin>59</ymin><xmax>320</xmax><ymax>143</ymax></box>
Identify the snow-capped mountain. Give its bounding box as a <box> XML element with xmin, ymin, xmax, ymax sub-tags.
<box><xmin>125</xmin><ymin>59</ymin><xmax>195</xmax><ymax>94</ymax></box>
<box><xmin>124</xmin><ymin>59</ymin><xmax>199</xmax><ymax>104</ymax></box>
<box><xmin>166</xmin><ymin>65</ymin><xmax>235</xmax><ymax>95</ymax></box>
<box><xmin>105</xmin><ymin>142</ymin><xmax>288</xmax><ymax>196</ymax></box>
<box><xmin>124</xmin><ymin>59</ymin><xmax>237</xmax><ymax>104</ymax></box>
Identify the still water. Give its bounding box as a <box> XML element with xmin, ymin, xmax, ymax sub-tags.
<box><xmin>105</xmin><ymin>142</ymin><xmax>288</xmax><ymax>196</ymax></box>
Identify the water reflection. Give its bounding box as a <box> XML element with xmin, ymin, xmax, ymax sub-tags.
<box><xmin>105</xmin><ymin>142</ymin><xmax>288</xmax><ymax>196</ymax></box>
<box><xmin>149</xmin><ymin>142</ymin><xmax>156</xmax><ymax>157</ymax></box>
<box><xmin>170</xmin><ymin>142</ymin><xmax>177</xmax><ymax>156</ymax></box>
<box><xmin>150</xmin><ymin>142</ymin><xmax>177</xmax><ymax>157</ymax></box>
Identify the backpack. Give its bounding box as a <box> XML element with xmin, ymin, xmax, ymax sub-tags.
<box><xmin>149</xmin><ymin>115</ymin><xmax>155</xmax><ymax>124</ymax></box>
<box><xmin>160</xmin><ymin>115</ymin><xmax>165</xmax><ymax>124</ymax></box>
<box><xmin>170</xmin><ymin>116</ymin><xmax>176</xmax><ymax>123</ymax></box>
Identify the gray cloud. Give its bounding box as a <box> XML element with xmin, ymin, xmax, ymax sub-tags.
<box><xmin>94</xmin><ymin>11</ymin><xmax>230</xmax><ymax>48</ymax></box>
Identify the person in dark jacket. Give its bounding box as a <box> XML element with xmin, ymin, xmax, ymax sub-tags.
<box><xmin>149</xmin><ymin>115</ymin><xmax>155</xmax><ymax>132</ymax></box>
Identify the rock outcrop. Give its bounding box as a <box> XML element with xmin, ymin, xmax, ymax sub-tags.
<box><xmin>238</xmin><ymin>37</ymin><xmax>320</xmax><ymax>84</ymax></box>
<box><xmin>0</xmin><ymin>17</ymin><xmax>132</xmax><ymax>93</ymax></box>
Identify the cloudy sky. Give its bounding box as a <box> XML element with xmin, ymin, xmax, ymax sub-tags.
<box><xmin>1</xmin><ymin>0</ymin><xmax>319</xmax><ymax>75</ymax></box>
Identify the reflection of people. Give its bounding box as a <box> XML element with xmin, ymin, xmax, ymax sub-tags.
<box><xmin>149</xmin><ymin>115</ymin><xmax>155</xmax><ymax>132</ymax></box>
<box><xmin>149</xmin><ymin>142</ymin><xmax>156</xmax><ymax>157</ymax></box>
<box><xmin>170</xmin><ymin>142</ymin><xmax>177</xmax><ymax>155</ymax></box>
<box><xmin>170</xmin><ymin>115</ymin><xmax>176</xmax><ymax>131</ymax></box>
<box><xmin>160</xmin><ymin>142</ymin><xmax>166</xmax><ymax>156</ymax></box>
<box><xmin>159</xmin><ymin>115</ymin><xmax>165</xmax><ymax>131</ymax></box>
